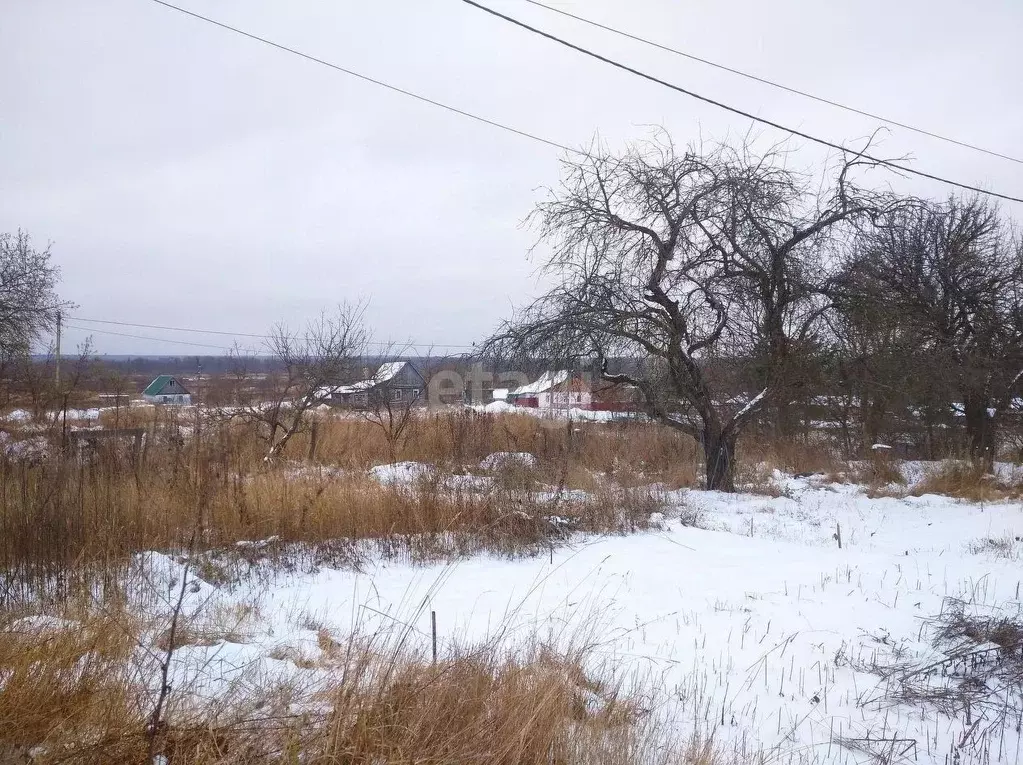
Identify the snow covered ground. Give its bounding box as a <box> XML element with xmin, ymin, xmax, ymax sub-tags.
<box><xmin>119</xmin><ymin>470</ymin><xmax>1023</xmax><ymax>765</ymax></box>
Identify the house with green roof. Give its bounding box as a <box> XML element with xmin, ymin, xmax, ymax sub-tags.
<box><xmin>142</xmin><ymin>375</ymin><xmax>191</xmax><ymax>405</ymax></box>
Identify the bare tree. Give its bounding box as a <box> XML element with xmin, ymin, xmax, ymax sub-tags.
<box><xmin>0</xmin><ymin>230</ymin><xmax>65</xmax><ymax>363</ymax></box>
<box><xmin>221</xmin><ymin>303</ymin><xmax>369</xmax><ymax>462</ymax></box>
<box><xmin>484</xmin><ymin>133</ymin><xmax>891</xmax><ymax>491</ymax></box>
<box><xmin>696</xmin><ymin>139</ymin><xmax>895</xmax><ymax>439</ymax></box>
<box><xmin>824</xmin><ymin>277</ymin><xmax>922</xmax><ymax>454</ymax></box>
<box><xmin>842</xmin><ymin>197</ymin><xmax>1022</xmax><ymax>468</ymax></box>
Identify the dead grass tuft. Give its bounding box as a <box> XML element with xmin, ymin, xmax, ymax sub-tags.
<box><xmin>860</xmin><ymin>598</ymin><xmax>1023</xmax><ymax>744</ymax></box>
<box><xmin>738</xmin><ymin>433</ymin><xmax>843</xmax><ymax>477</ymax></box>
<box><xmin>734</xmin><ymin>461</ymin><xmax>788</xmax><ymax>497</ymax></box>
<box><xmin>0</xmin><ymin>607</ymin><xmax>144</xmax><ymax>762</ymax></box>
<box><xmin>912</xmin><ymin>460</ymin><xmax>1022</xmax><ymax>501</ymax></box>
<box><xmin>321</xmin><ymin>644</ymin><xmax>638</xmax><ymax>764</ymax></box>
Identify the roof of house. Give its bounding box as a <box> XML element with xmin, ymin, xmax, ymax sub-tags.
<box><xmin>508</xmin><ymin>370</ymin><xmax>570</xmax><ymax>396</ymax></box>
<box><xmin>143</xmin><ymin>375</ymin><xmax>188</xmax><ymax>396</ymax></box>
<box><xmin>326</xmin><ymin>361</ymin><xmax>413</xmax><ymax>396</ymax></box>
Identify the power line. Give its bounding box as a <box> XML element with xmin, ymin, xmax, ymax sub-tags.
<box><xmin>68</xmin><ymin>316</ymin><xmax>477</xmax><ymax>351</ymax></box>
<box><xmin>73</xmin><ymin>317</ymin><xmax>266</xmax><ymax>340</ymax></box>
<box><xmin>147</xmin><ymin>0</ymin><xmax>570</xmax><ymax>152</ymax></box>
<box><xmin>147</xmin><ymin>0</ymin><xmax>1023</xmax><ymax>203</ymax></box>
<box><xmin>460</xmin><ymin>0</ymin><xmax>1023</xmax><ymax>204</ymax></box>
<box><xmin>64</xmin><ymin>324</ymin><xmax>238</xmax><ymax>351</ymax></box>
<box><xmin>518</xmin><ymin>0</ymin><xmax>1023</xmax><ymax>166</ymax></box>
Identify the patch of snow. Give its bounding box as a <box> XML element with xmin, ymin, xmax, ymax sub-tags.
<box><xmin>480</xmin><ymin>452</ymin><xmax>537</xmax><ymax>471</ymax></box>
<box><xmin>0</xmin><ymin>432</ymin><xmax>49</xmax><ymax>459</ymax></box>
<box><xmin>61</xmin><ymin>407</ymin><xmax>101</xmax><ymax>420</ymax></box>
<box><xmin>211</xmin><ymin>485</ymin><xmax>1019</xmax><ymax>764</ymax></box>
<box><xmin>235</xmin><ymin>536</ymin><xmax>281</xmax><ymax>550</ymax></box>
<box><xmin>127</xmin><ymin>551</ymin><xmax>219</xmax><ymax>618</ymax></box>
<box><xmin>369</xmin><ymin>461</ymin><xmax>434</xmax><ymax>485</ymax></box>
<box><xmin>483</xmin><ymin>400</ymin><xmax>517</xmax><ymax>414</ymax></box>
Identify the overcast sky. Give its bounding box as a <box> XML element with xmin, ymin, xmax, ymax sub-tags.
<box><xmin>2</xmin><ymin>0</ymin><xmax>1021</xmax><ymax>356</ymax></box>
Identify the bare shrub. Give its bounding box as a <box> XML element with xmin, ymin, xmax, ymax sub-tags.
<box><xmin>837</xmin><ymin>450</ymin><xmax>907</xmax><ymax>496</ymax></box>
<box><xmin>733</xmin><ymin>461</ymin><xmax>787</xmax><ymax>497</ymax></box>
<box><xmin>862</xmin><ymin>598</ymin><xmax>1023</xmax><ymax>756</ymax></box>
<box><xmin>487</xmin><ymin>457</ymin><xmax>541</xmax><ymax>492</ymax></box>
<box><xmin>967</xmin><ymin>535</ymin><xmax>1021</xmax><ymax>560</ymax></box>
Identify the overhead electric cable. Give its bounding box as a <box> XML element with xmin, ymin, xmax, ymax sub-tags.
<box><xmin>147</xmin><ymin>0</ymin><xmax>570</xmax><ymax>152</ymax></box>
<box><xmin>68</xmin><ymin>316</ymin><xmax>477</xmax><ymax>351</ymax></box>
<box><xmin>517</xmin><ymin>0</ymin><xmax>1023</xmax><ymax>166</ymax></box>
<box><xmin>458</xmin><ymin>0</ymin><xmax>1023</xmax><ymax>204</ymax></box>
<box><xmin>64</xmin><ymin>324</ymin><xmax>237</xmax><ymax>351</ymax></box>
<box><xmin>145</xmin><ymin>0</ymin><xmax>1023</xmax><ymax>203</ymax></box>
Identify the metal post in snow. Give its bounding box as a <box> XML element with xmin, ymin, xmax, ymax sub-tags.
<box><xmin>431</xmin><ymin>610</ymin><xmax>437</xmax><ymax>664</ymax></box>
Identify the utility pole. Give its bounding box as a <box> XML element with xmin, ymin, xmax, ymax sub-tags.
<box><xmin>194</xmin><ymin>357</ymin><xmax>202</xmax><ymax>475</ymax></box>
<box><xmin>55</xmin><ymin>310</ymin><xmax>62</xmax><ymax>389</ymax></box>
<box><xmin>195</xmin><ymin>357</ymin><xmax>202</xmax><ymax>406</ymax></box>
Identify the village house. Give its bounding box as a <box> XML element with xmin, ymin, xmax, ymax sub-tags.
<box><xmin>506</xmin><ymin>371</ymin><xmax>592</xmax><ymax>410</ymax></box>
<box><xmin>325</xmin><ymin>361</ymin><xmax>426</xmax><ymax>408</ymax></box>
<box><xmin>142</xmin><ymin>375</ymin><xmax>192</xmax><ymax>405</ymax></box>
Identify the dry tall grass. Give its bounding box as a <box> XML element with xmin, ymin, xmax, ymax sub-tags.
<box><xmin>911</xmin><ymin>460</ymin><xmax>1023</xmax><ymax>501</ymax></box>
<box><xmin>0</xmin><ymin>605</ymin><xmax>143</xmax><ymax>763</ymax></box>
<box><xmin>1</xmin><ymin>410</ymin><xmax>685</xmax><ymax>603</ymax></box>
<box><xmin>0</xmin><ymin>591</ymin><xmax>718</xmax><ymax>765</ymax></box>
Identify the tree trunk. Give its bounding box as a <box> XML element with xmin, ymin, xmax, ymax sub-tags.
<box><xmin>703</xmin><ymin>428</ymin><xmax>736</xmax><ymax>492</ymax></box>
<box><xmin>963</xmin><ymin>395</ymin><xmax>996</xmax><ymax>471</ymax></box>
<box><xmin>774</xmin><ymin>399</ymin><xmax>797</xmax><ymax>442</ymax></box>
<box><xmin>307</xmin><ymin>421</ymin><xmax>319</xmax><ymax>462</ymax></box>
<box><xmin>266</xmin><ymin>420</ymin><xmax>299</xmax><ymax>462</ymax></box>
<box><xmin>765</xmin><ymin>311</ymin><xmax>791</xmax><ymax>441</ymax></box>
<box><xmin>863</xmin><ymin>393</ymin><xmax>887</xmax><ymax>453</ymax></box>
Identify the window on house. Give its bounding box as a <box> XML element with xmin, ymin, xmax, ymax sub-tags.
<box><xmin>354</xmin><ymin>392</ymin><xmax>368</xmax><ymax>405</ymax></box>
<box><xmin>392</xmin><ymin>388</ymin><xmax>403</xmax><ymax>402</ymax></box>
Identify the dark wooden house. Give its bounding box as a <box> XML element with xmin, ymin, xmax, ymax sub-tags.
<box><xmin>327</xmin><ymin>362</ymin><xmax>426</xmax><ymax>407</ymax></box>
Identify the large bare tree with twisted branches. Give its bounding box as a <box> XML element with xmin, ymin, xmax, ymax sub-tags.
<box><xmin>484</xmin><ymin>133</ymin><xmax>893</xmax><ymax>490</ymax></box>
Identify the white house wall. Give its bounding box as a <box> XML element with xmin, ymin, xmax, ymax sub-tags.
<box><xmin>538</xmin><ymin>391</ymin><xmax>591</xmax><ymax>409</ymax></box>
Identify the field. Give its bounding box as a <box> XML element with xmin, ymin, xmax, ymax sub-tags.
<box><xmin>1</xmin><ymin>403</ymin><xmax>1021</xmax><ymax>764</ymax></box>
